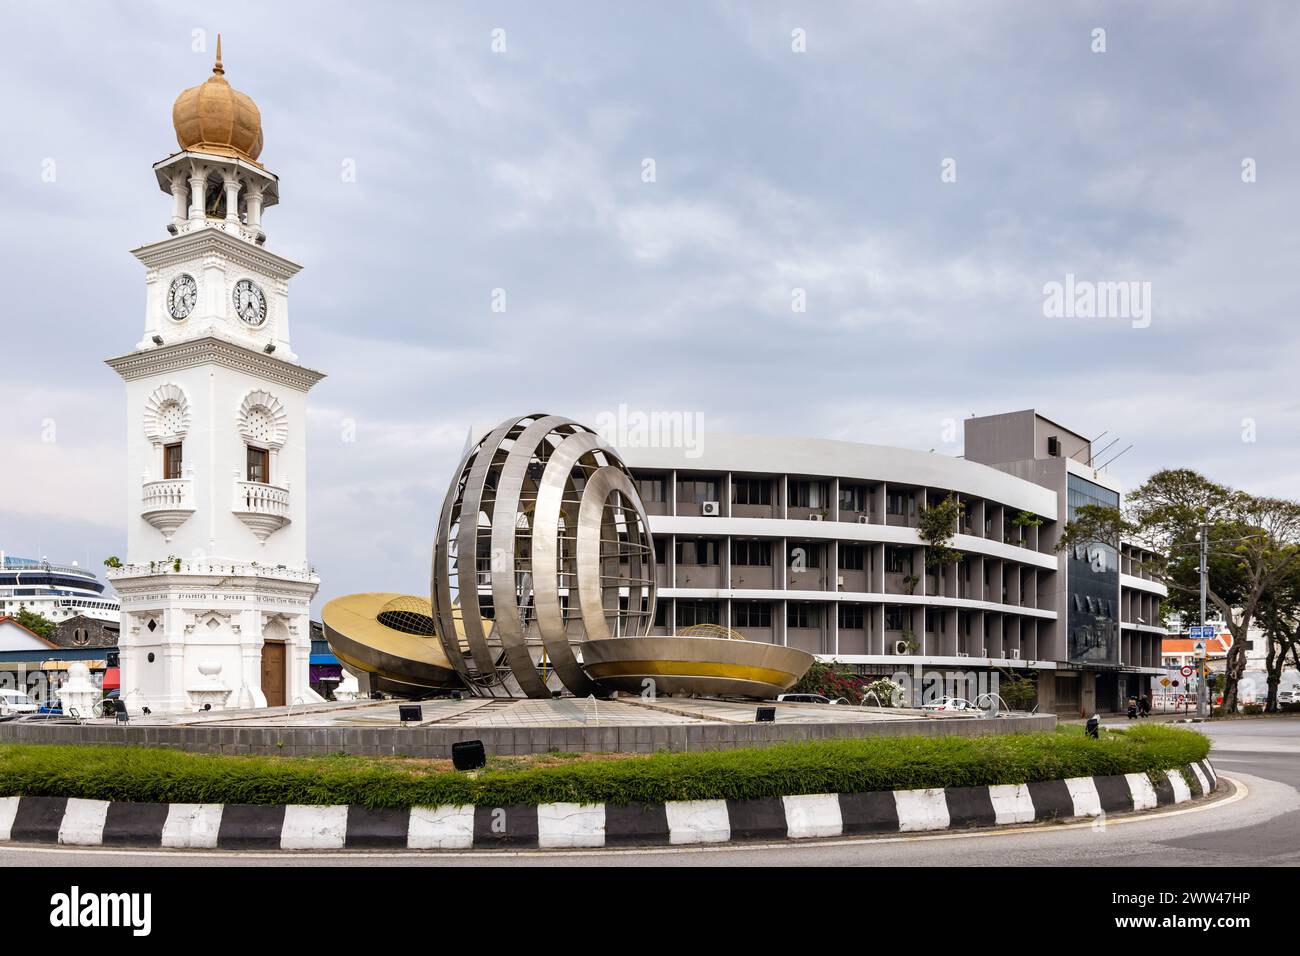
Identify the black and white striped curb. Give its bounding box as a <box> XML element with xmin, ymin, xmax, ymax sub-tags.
<box><xmin>0</xmin><ymin>760</ymin><xmax>1216</xmax><ymax>851</ymax></box>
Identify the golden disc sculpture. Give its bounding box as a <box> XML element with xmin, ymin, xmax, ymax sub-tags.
<box><xmin>431</xmin><ymin>414</ymin><xmax>657</xmax><ymax>698</ymax></box>
<box><xmin>321</xmin><ymin>593</ymin><xmax>462</xmax><ymax>694</ymax></box>
<box><xmin>582</xmin><ymin>636</ymin><xmax>814</xmax><ymax>699</ymax></box>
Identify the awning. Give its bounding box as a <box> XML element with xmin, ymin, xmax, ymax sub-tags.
<box><xmin>102</xmin><ymin>667</ymin><xmax>120</xmax><ymax>691</ymax></box>
<box><xmin>309</xmin><ymin>653</ymin><xmax>339</xmax><ymax>666</ymax></box>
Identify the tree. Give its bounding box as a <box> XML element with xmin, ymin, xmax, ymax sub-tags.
<box><xmin>13</xmin><ymin>607</ymin><xmax>55</xmax><ymax>639</ymax></box>
<box><xmin>918</xmin><ymin>495</ymin><xmax>963</xmax><ymax>568</ymax></box>
<box><xmin>1256</xmin><ymin>560</ymin><xmax>1300</xmax><ymax>712</ymax></box>
<box><xmin>1058</xmin><ymin>469</ymin><xmax>1300</xmax><ymax>712</ymax></box>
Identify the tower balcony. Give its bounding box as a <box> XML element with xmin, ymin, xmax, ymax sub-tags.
<box><xmin>141</xmin><ymin>478</ymin><xmax>195</xmax><ymax>542</ymax></box>
<box><xmin>233</xmin><ymin>479</ymin><xmax>291</xmax><ymax>542</ymax></box>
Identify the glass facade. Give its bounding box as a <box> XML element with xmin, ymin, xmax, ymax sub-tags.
<box><xmin>1066</xmin><ymin>474</ymin><xmax>1120</xmax><ymax>664</ymax></box>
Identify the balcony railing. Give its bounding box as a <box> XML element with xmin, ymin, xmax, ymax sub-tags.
<box><xmin>140</xmin><ymin>478</ymin><xmax>195</xmax><ymax>543</ymax></box>
<box><xmin>232</xmin><ymin>479</ymin><xmax>291</xmax><ymax>541</ymax></box>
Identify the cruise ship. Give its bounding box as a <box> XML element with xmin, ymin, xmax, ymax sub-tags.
<box><xmin>0</xmin><ymin>553</ymin><xmax>120</xmax><ymax>624</ymax></box>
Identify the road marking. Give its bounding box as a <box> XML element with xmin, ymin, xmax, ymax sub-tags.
<box><xmin>0</xmin><ymin>777</ymin><xmax>1248</xmax><ymax>861</ymax></box>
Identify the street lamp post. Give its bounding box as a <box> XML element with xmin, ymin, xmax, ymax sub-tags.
<box><xmin>1197</xmin><ymin>523</ymin><xmax>1208</xmax><ymax>719</ymax></box>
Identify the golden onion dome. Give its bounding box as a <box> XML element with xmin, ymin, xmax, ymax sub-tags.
<box><xmin>171</xmin><ymin>35</ymin><xmax>263</xmax><ymax>162</ymax></box>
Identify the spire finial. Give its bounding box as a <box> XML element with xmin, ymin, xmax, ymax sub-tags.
<box><xmin>213</xmin><ymin>33</ymin><xmax>224</xmax><ymax>76</ymax></box>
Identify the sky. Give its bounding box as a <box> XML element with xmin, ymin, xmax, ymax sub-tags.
<box><xmin>2</xmin><ymin>1</ymin><xmax>1298</xmax><ymax>611</ymax></box>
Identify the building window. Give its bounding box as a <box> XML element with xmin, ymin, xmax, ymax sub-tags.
<box><xmin>789</xmin><ymin>544</ymin><xmax>821</xmax><ymax>568</ymax></box>
<box><xmin>838</xmin><ymin>604</ymin><xmax>865</xmax><ymax>629</ymax></box>
<box><xmin>885</xmin><ymin>606</ymin><xmax>907</xmax><ymax>631</ymax></box>
<box><xmin>677</xmin><ymin>477</ymin><xmax>719</xmax><ymax>504</ymax></box>
<box><xmin>886</xmin><ymin>490</ymin><xmax>914</xmax><ymax>516</ymax></box>
<box><xmin>885</xmin><ymin>546</ymin><xmax>912</xmax><ymax>574</ymax></box>
<box><xmin>789</xmin><ymin>480</ymin><xmax>829</xmax><ymax>509</ymax></box>
<box><xmin>732</xmin><ymin>478</ymin><xmax>772</xmax><ymax>506</ymax></box>
<box><xmin>676</xmin><ymin>601</ymin><xmax>719</xmax><ymax>627</ymax></box>
<box><xmin>163</xmin><ymin>442</ymin><xmax>183</xmax><ymax>480</ymax></box>
<box><xmin>839</xmin><ymin>484</ymin><xmax>868</xmax><ymax>512</ymax></box>
<box><xmin>787</xmin><ymin>604</ymin><xmax>820</xmax><ymax>629</ymax></box>
<box><xmin>246</xmin><ymin>445</ymin><xmax>269</xmax><ymax>484</ymax></box>
<box><xmin>637</xmin><ymin>475</ymin><xmax>668</xmax><ymax>503</ymax></box>
<box><xmin>733</xmin><ymin>602</ymin><xmax>772</xmax><ymax>628</ymax></box>
<box><xmin>1066</xmin><ymin>473</ymin><xmax>1121</xmax><ymax>665</ymax></box>
<box><xmin>731</xmin><ymin>540</ymin><xmax>772</xmax><ymax>566</ymax></box>
<box><xmin>675</xmin><ymin>539</ymin><xmax>718</xmax><ymax>565</ymax></box>
<box><xmin>839</xmin><ymin>545</ymin><xmax>865</xmax><ymax>571</ymax></box>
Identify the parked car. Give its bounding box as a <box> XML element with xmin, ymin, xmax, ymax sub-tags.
<box><xmin>776</xmin><ymin>693</ymin><xmax>845</xmax><ymax>705</ymax></box>
<box><xmin>0</xmin><ymin>688</ymin><xmax>39</xmax><ymax>716</ymax></box>
<box><xmin>922</xmin><ymin>696</ymin><xmax>975</xmax><ymax>712</ymax></box>
<box><xmin>1278</xmin><ymin>690</ymin><xmax>1296</xmax><ymax>705</ymax></box>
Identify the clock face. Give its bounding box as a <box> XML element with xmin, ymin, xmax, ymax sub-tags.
<box><xmin>232</xmin><ymin>278</ymin><xmax>268</xmax><ymax>327</ymax></box>
<box><xmin>167</xmin><ymin>273</ymin><xmax>198</xmax><ymax>320</ymax></box>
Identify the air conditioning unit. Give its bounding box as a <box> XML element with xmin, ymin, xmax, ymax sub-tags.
<box><xmin>956</xmin><ymin>651</ymin><xmax>970</xmax><ymax>657</ymax></box>
<box><xmin>1011</xmin><ymin>649</ymin><xmax>1021</xmax><ymax>660</ymax></box>
<box><xmin>836</xmin><ymin>575</ymin><xmax>845</xmax><ymax>589</ymax></box>
<box><xmin>809</xmin><ymin>513</ymin><xmax>824</xmax><ymax>522</ymax></box>
<box><xmin>980</xmin><ymin>646</ymin><xmax>989</xmax><ymax>656</ymax></box>
<box><xmin>702</xmin><ymin>501</ymin><xmax>720</xmax><ymax>516</ymax></box>
<box><xmin>857</xmin><ymin>515</ymin><xmax>870</xmax><ymax>524</ymax></box>
<box><xmin>894</xmin><ymin>640</ymin><xmax>910</xmax><ymax>655</ymax></box>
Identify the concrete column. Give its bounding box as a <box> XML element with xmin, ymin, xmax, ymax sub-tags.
<box><xmin>245</xmin><ymin>185</ymin><xmax>264</xmax><ymax>230</ymax></box>
<box><xmin>170</xmin><ymin>177</ymin><xmax>189</xmax><ymax>226</ymax></box>
<box><xmin>188</xmin><ymin>172</ymin><xmax>206</xmax><ymax>220</ymax></box>
<box><xmin>223</xmin><ymin>176</ymin><xmax>242</xmax><ymax>224</ymax></box>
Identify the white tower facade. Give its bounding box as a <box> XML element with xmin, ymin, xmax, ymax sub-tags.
<box><xmin>106</xmin><ymin>39</ymin><xmax>324</xmax><ymax>713</ymax></box>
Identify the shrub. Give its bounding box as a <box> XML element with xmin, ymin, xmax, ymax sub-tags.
<box><xmin>997</xmin><ymin>673</ymin><xmax>1038</xmax><ymax>711</ymax></box>
<box><xmin>788</xmin><ymin>660</ymin><xmax>868</xmax><ymax>703</ymax></box>
<box><xmin>0</xmin><ymin>725</ymin><xmax>1210</xmax><ymax>809</ymax></box>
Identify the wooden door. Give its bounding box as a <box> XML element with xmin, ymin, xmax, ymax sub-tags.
<box><xmin>261</xmin><ymin>641</ymin><xmax>286</xmax><ymax>707</ymax></box>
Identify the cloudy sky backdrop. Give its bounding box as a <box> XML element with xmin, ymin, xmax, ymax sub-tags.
<box><xmin>2</xmin><ymin>1</ymin><xmax>1298</xmax><ymax>609</ymax></box>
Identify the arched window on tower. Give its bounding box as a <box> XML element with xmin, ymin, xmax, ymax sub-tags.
<box><xmin>204</xmin><ymin>173</ymin><xmax>227</xmax><ymax>219</ymax></box>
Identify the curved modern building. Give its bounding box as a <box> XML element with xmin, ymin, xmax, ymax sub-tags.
<box><xmin>610</xmin><ymin>409</ymin><xmax>1165</xmax><ymax>716</ymax></box>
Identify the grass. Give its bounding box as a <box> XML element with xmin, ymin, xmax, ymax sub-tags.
<box><xmin>0</xmin><ymin>725</ymin><xmax>1209</xmax><ymax>809</ymax></box>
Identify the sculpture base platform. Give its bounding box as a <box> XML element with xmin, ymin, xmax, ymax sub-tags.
<box><xmin>0</xmin><ymin>696</ymin><xmax>1054</xmax><ymax>757</ymax></box>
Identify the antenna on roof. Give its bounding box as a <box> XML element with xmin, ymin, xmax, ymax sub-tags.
<box><xmin>1071</xmin><ymin>434</ymin><xmax>1102</xmax><ymax>463</ymax></box>
<box><xmin>1087</xmin><ymin>436</ymin><xmax>1120</xmax><ymax>467</ymax></box>
<box><xmin>1095</xmin><ymin>444</ymin><xmax>1133</xmax><ymax>471</ymax></box>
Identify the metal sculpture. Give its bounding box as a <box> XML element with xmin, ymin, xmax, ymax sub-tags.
<box><xmin>321</xmin><ymin>593</ymin><xmax>461</xmax><ymax>695</ymax></box>
<box><xmin>431</xmin><ymin>414</ymin><xmax>656</xmax><ymax>698</ymax></box>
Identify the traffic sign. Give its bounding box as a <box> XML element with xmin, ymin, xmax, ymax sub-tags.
<box><xmin>1159</xmin><ymin>677</ymin><xmax>1171</xmax><ymax>687</ymax></box>
<box><xmin>1178</xmin><ymin>694</ymin><xmax>1186</xmax><ymax>703</ymax></box>
<box><xmin>1172</xmin><ymin>679</ymin><xmax>1180</xmax><ymax>687</ymax></box>
<box><xmin>1194</xmin><ymin>641</ymin><xmax>1207</xmax><ymax>659</ymax></box>
<box><xmin>1189</xmin><ymin>625</ymin><xmax>1216</xmax><ymax>640</ymax></box>
<box><xmin>1180</xmin><ymin>665</ymin><xmax>1194</xmax><ymax>677</ymax></box>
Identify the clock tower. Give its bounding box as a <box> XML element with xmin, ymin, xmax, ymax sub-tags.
<box><xmin>106</xmin><ymin>37</ymin><xmax>325</xmax><ymax>714</ymax></box>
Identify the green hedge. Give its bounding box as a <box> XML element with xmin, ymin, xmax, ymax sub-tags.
<box><xmin>0</xmin><ymin>725</ymin><xmax>1209</xmax><ymax>809</ymax></box>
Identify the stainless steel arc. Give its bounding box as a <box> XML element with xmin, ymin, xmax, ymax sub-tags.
<box><xmin>430</xmin><ymin>413</ymin><xmax>657</xmax><ymax>698</ymax></box>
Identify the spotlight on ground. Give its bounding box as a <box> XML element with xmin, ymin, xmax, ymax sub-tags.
<box><xmin>1085</xmin><ymin>714</ymin><xmax>1100</xmax><ymax>738</ymax></box>
<box><xmin>399</xmin><ymin>704</ymin><xmax>423</xmax><ymax>723</ymax></box>
<box><xmin>756</xmin><ymin>706</ymin><xmax>776</xmax><ymax>723</ymax></box>
<box><xmin>452</xmin><ymin>739</ymin><xmax>487</xmax><ymax>771</ymax></box>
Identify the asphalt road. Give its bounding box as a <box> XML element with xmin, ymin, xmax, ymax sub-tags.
<box><xmin>2</xmin><ymin>717</ymin><xmax>1297</xmax><ymax>867</ymax></box>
